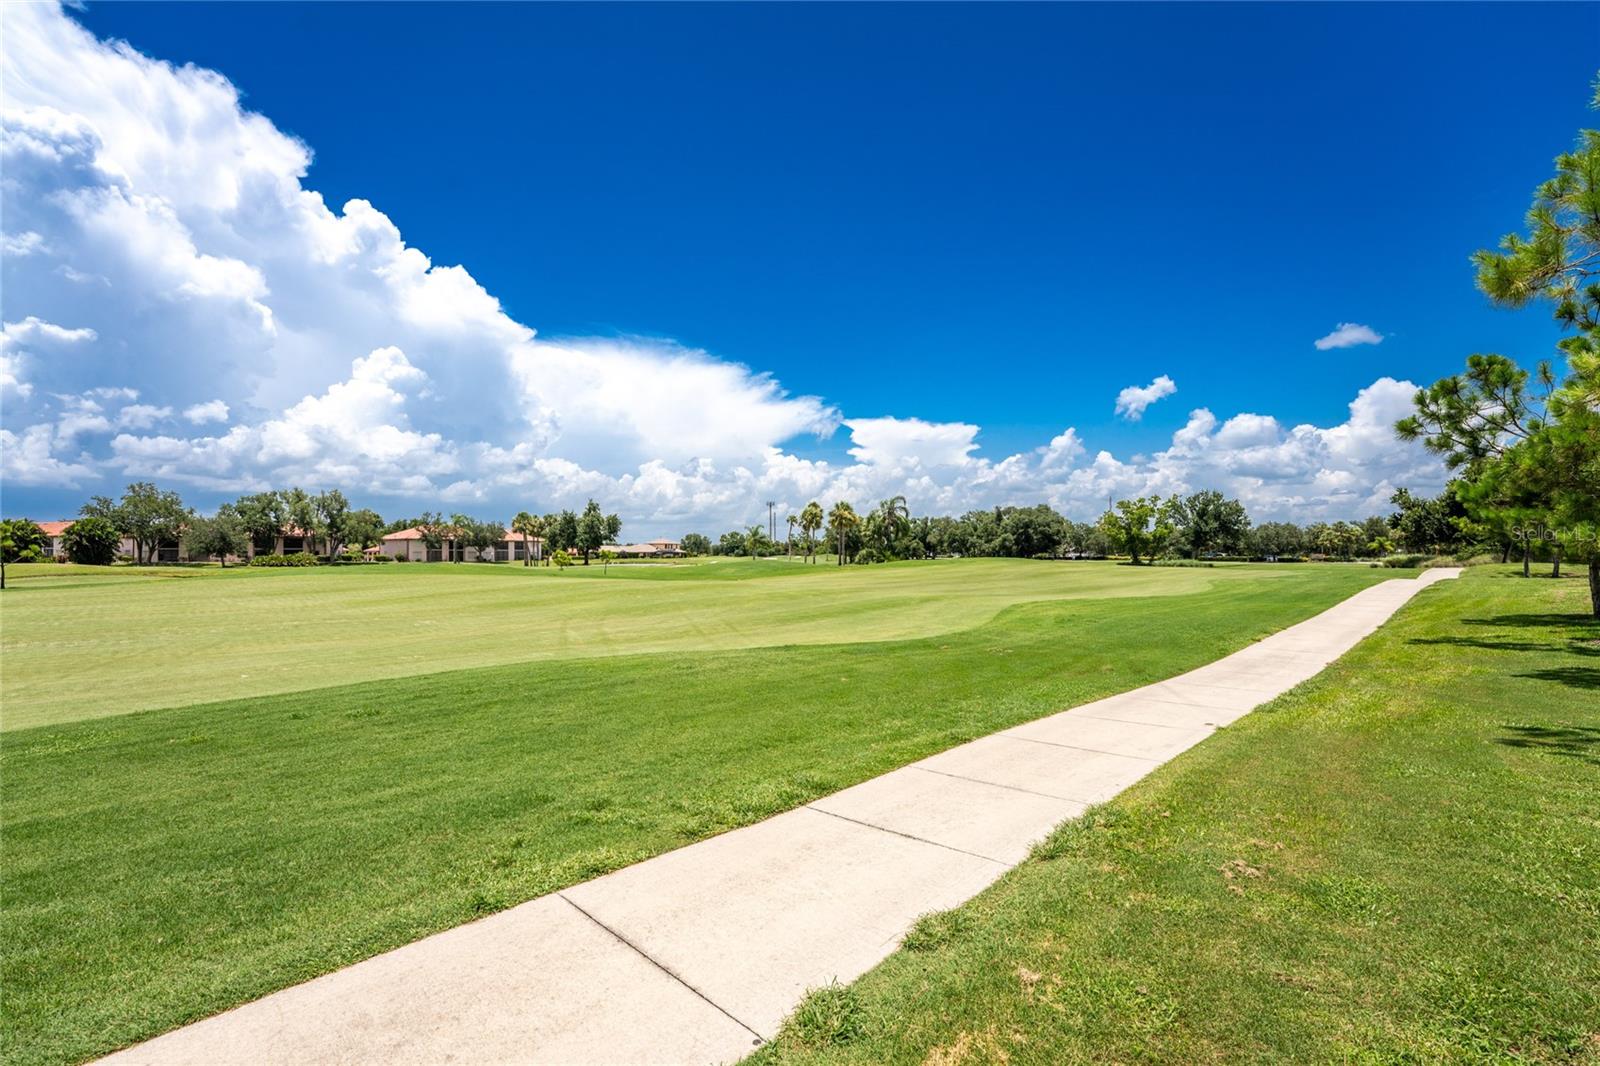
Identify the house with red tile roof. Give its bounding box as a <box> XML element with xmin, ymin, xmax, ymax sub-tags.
<box><xmin>379</xmin><ymin>525</ymin><xmax>542</xmax><ymax>563</ymax></box>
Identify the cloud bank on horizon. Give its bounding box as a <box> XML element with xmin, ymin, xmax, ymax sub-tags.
<box><xmin>0</xmin><ymin>3</ymin><xmax>1444</xmax><ymax>529</ymax></box>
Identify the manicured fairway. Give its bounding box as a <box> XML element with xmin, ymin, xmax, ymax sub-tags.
<box><xmin>752</xmin><ymin>567</ymin><xmax>1600</xmax><ymax>1064</ymax></box>
<box><xmin>2</xmin><ymin>558</ymin><xmax>1355</xmax><ymax>730</ymax></box>
<box><xmin>1</xmin><ymin>561</ymin><xmax>1397</xmax><ymax>1066</ymax></box>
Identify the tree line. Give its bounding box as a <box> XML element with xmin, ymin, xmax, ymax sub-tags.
<box><xmin>0</xmin><ymin>484</ymin><xmax>626</xmax><ymax>572</ymax></box>
<box><xmin>685</xmin><ymin>488</ymin><xmax>1475</xmax><ymax>565</ymax></box>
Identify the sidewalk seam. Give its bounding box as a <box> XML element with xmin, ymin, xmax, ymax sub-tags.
<box><xmin>805</xmin><ymin>804</ymin><xmax>1013</xmax><ymax>867</ymax></box>
<box><xmin>556</xmin><ymin>893</ymin><xmax>767</xmax><ymax>1046</ymax></box>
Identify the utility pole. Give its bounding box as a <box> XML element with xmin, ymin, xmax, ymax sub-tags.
<box><xmin>766</xmin><ymin>501</ymin><xmax>776</xmax><ymax>542</ymax></box>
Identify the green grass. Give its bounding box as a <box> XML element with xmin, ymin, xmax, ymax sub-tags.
<box><xmin>0</xmin><ymin>561</ymin><xmax>1398</xmax><ymax>1065</ymax></box>
<box><xmin>0</xmin><ymin>558</ymin><xmax>1362</xmax><ymax>730</ymax></box>
<box><xmin>751</xmin><ymin>567</ymin><xmax>1600</xmax><ymax>1065</ymax></box>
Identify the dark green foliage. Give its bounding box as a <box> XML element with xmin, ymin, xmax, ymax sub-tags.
<box><xmin>1</xmin><ymin>518</ymin><xmax>47</xmax><ymax>563</ymax></box>
<box><xmin>183</xmin><ymin>507</ymin><xmax>249</xmax><ymax>565</ymax></box>
<box><xmin>61</xmin><ymin>517</ymin><xmax>119</xmax><ymax>565</ymax></box>
<box><xmin>246</xmin><ymin>552</ymin><xmax>320</xmax><ymax>567</ymax></box>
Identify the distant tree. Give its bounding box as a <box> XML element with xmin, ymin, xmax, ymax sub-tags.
<box><xmin>1248</xmin><ymin>521</ymin><xmax>1304</xmax><ymax>560</ymax></box>
<box><xmin>827</xmin><ymin>501</ymin><xmax>860</xmax><ymax>565</ymax></box>
<box><xmin>604</xmin><ymin>511</ymin><xmax>622</xmax><ymax>545</ymax></box>
<box><xmin>113</xmin><ymin>483</ymin><xmax>189</xmax><ymax>563</ymax></box>
<box><xmin>599</xmin><ymin>547</ymin><xmax>617</xmax><ymax>574</ymax></box>
<box><xmin>448</xmin><ymin>513</ymin><xmax>482</xmax><ymax>562</ymax></box>
<box><xmin>798</xmin><ymin>501</ymin><xmax>824</xmax><ymax>564</ymax></box>
<box><xmin>1000</xmin><ymin>504</ymin><xmax>1067</xmax><ymax>558</ymax></box>
<box><xmin>315</xmin><ymin>489</ymin><xmax>351</xmax><ymax>560</ymax></box>
<box><xmin>1173</xmin><ymin>490</ymin><xmax>1251</xmax><ymax>558</ymax></box>
<box><xmin>283</xmin><ymin>487</ymin><xmax>320</xmax><ymax>555</ymax></box>
<box><xmin>183</xmin><ymin>507</ymin><xmax>249</xmax><ymax>566</ymax></box>
<box><xmin>549</xmin><ymin>510</ymin><xmax>579</xmax><ymax>565</ymax></box>
<box><xmin>786</xmin><ymin>514</ymin><xmax>797</xmax><ymax>558</ymax></box>
<box><xmin>957</xmin><ymin>508</ymin><xmax>1006</xmax><ymax>557</ymax></box>
<box><xmin>1388</xmin><ymin>488</ymin><xmax>1465</xmax><ymax>556</ymax></box>
<box><xmin>865</xmin><ymin>496</ymin><xmax>911</xmax><ymax>558</ymax></box>
<box><xmin>905</xmin><ymin>515</ymin><xmax>936</xmax><ymax>559</ymax></box>
<box><xmin>1097</xmin><ymin>496</ymin><xmax>1175</xmax><ymax>565</ymax></box>
<box><xmin>680</xmin><ymin>532</ymin><xmax>711</xmax><ymax>556</ymax></box>
<box><xmin>745</xmin><ymin>524</ymin><xmax>773</xmax><ymax>557</ymax></box>
<box><xmin>1</xmin><ymin>520</ymin><xmax>48</xmax><ymax>587</ymax></box>
<box><xmin>511</xmin><ymin>511</ymin><xmax>544</xmax><ymax>566</ymax></box>
<box><xmin>718</xmin><ymin>529</ymin><xmax>747</xmax><ymax>557</ymax></box>
<box><xmin>415</xmin><ymin>511</ymin><xmax>449</xmax><ymax>560</ymax></box>
<box><xmin>463</xmin><ymin>518</ymin><xmax>505</xmax><ymax>561</ymax></box>
<box><xmin>344</xmin><ymin>508</ymin><xmax>385</xmax><ymax>551</ymax></box>
<box><xmin>1</xmin><ymin>518</ymin><xmax>46</xmax><ymax>568</ymax></box>
<box><xmin>576</xmin><ymin>500</ymin><xmax>607</xmax><ymax>564</ymax></box>
<box><xmin>79</xmin><ymin>495</ymin><xmax>120</xmax><ymax>522</ymax></box>
<box><xmin>233</xmin><ymin>492</ymin><xmax>287</xmax><ymax>557</ymax></box>
<box><xmin>63</xmin><ymin>516</ymin><xmax>120</xmax><ymax>565</ymax></box>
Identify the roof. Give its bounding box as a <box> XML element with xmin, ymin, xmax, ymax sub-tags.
<box><xmin>646</xmin><ymin>538</ymin><xmax>679</xmax><ymax>546</ymax></box>
<box><xmin>38</xmin><ymin>520</ymin><xmax>74</xmax><ymax>536</ymax></box>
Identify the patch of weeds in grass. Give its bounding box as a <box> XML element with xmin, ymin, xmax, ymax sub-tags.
<box><xmin>901</xmin><ymin>909</ymin><xmax>972</xmax><ymax>952</ymax></box>
<box><xmin>1</xmin><ymin>729</ymin><xmax>113</xmax><ymax>759</ymax></box>
<box><xmin>465</xmin><ymin>890</ymin><xmax>501</xmax><ymax>917</ymax></box>
<box><xmin>779</xmin><ymin>982</ymin><xmax>867</xmax><ymax>1049</ymax></box>
<box><xmin>1031</xmin><ymin>803</ymin><xmax>1125</xmax><ymax>861</ymax></box>
<box><xmin>1304</xmin><ymin>873</ymin><xmax>1391</xmax><ymax>925</ymax></box>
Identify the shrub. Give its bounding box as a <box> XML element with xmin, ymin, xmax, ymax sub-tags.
<box><xmin>247</xmin><ymin>552</ymin><xmax>321</xmax><ymax>568</ymax></box>
<box><xmin>1379</xmin><ymin>553</ymin><xmax>1436</xmax><ymax>568</ymax></box>
<box><xmin>63</xmin><ymin>516</ymin><xmax>121</xmax><ymax>565</ymax></box>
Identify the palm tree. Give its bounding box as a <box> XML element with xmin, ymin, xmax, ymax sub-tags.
<box><xmin>786</xmin><ymin>514</ymin><xmax>797</xmax><ymax>559</ymax></box>
<box><xmin>511</xmin><ymin>511</ymin><xmax>543</xmax><ymax>566</ymax></box>
<box><xmin>799</xmin><ymin>501</ymin><xmax>824</xmax><ymax>564</ymax></box>
<box><xmin>745</xmin><ymin>524</ymin><xmax>770</xmax><ymax>557</ymax></box>
<box><xmin>827</xmin><ymin>501</ymin><xmax>859</xmax><ymax>566</ymax></box>
<box><xmin>879</xmin><ymin>494</ymin><xmax>909</xmax><ymax>531</ymax></box>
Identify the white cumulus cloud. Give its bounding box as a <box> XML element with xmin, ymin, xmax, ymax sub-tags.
<box><xmin>183</xmin><ymin>399</ymin><xmax>229</xmax><ymax>424</ymax></box>
<box><xmin>1314</xmin><ymin>322</ymin><xmax>1384</xmax><ymax>350</ymax></box>
<box><xmin>1114</xmin><ymin>375</ymin><xmax>1178</xmax><ymax>420</ymax></box>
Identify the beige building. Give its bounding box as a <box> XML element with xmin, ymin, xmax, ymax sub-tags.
<box><xmin>379</xmin><ymin>525</ymin><xmax>542</xmax><ymax>563</ymax></box>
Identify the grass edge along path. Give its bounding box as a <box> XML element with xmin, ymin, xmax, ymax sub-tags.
<box><xmin>3</xmin><ymin>568</ymin><xmax>1393</xmax><ymax>1066</ymax></box>
<box><xmin>751</xmin><ymin>567</ymin><xmax>1600</xmax><ymax>1065</ymax></box>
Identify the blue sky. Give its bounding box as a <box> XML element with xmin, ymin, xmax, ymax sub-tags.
<box><xmin>2</xmin><ymin>2</ymin><xmax>1596</xmax><ymax>532</ymax></box>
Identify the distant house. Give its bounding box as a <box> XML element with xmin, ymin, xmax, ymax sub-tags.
<box><xmin>38</xmin><ymin>521</ymin><xmax>72</xmax><ymax>559</ymax></box>
<box><xmin>379</xmin><ymin>525</ymin><xmax>542</xmax><ymax>563</ymax></box>
<box><xmin>35</xmin><ymin>520</ymin><xmax>192</xmax><ymax>563</ymax></box>
<box><xmin>610</xmin><ymin>540</ymin><xmax>687</xmax><ymax>558</ymax></box>
<box><xmin>256</xmin><ymin>527</ymin><xmax>326</xmax><ymax>558</ymax></box>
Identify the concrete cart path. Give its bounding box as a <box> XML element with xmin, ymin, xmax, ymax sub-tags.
<box><xmin>101</xmin><ymin>568</ymin><xmax>1461</xmax><ymax>1066</ymax></box>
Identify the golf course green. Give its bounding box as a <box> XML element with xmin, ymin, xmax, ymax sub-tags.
<box><xmin>1</xmin><ymin>557</ymin><xmax>1403</xmax><ymax>1065</ymax></box>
